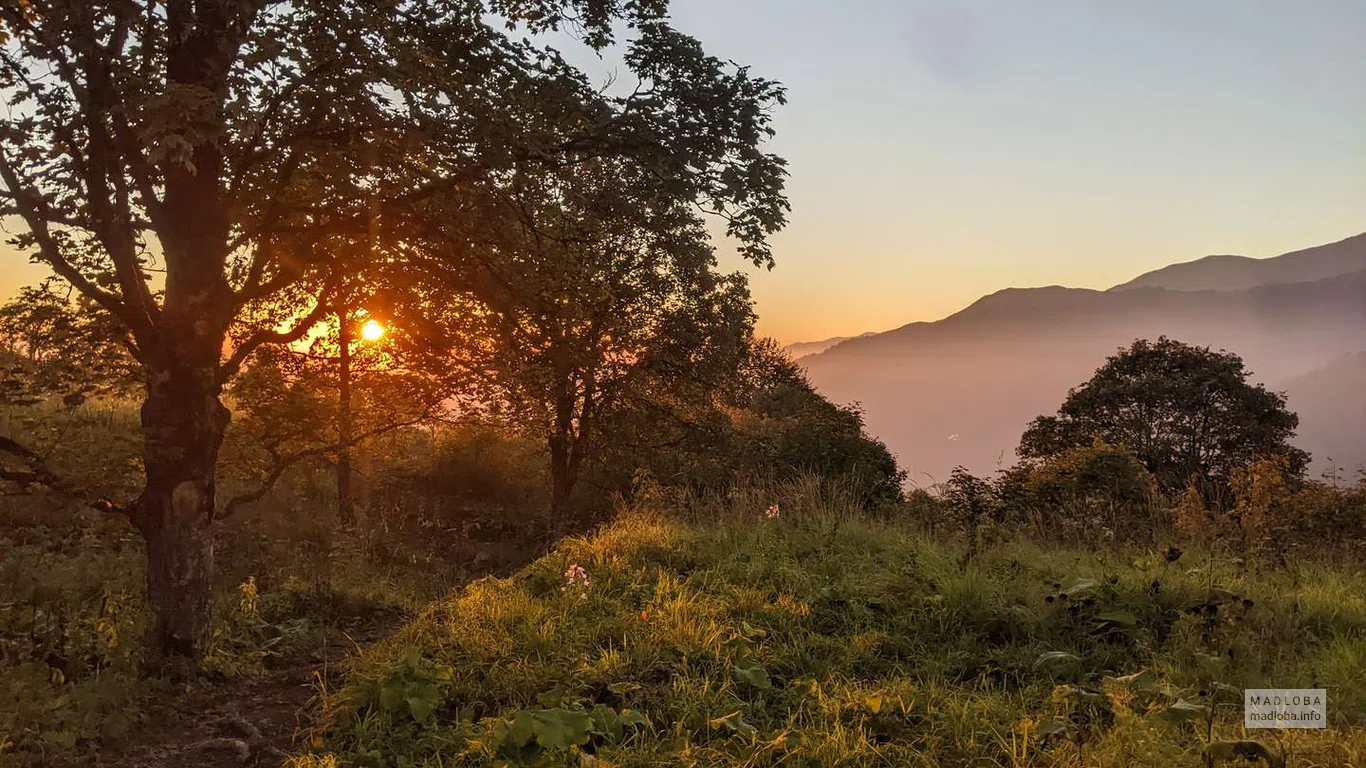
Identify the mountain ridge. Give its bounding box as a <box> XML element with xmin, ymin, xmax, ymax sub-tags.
<box><xmin>1110</xmin><ymin>231</ymin><xmax>1366</xmax><ymax>292</ymax></box>
<box><xmin>793</xmin><ymin>232</ymin><xmax>1366</xmax><ymax>483</ymax></box>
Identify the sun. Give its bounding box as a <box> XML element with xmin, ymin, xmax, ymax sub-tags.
<box><xmin>360</xmin><ymin>319</ymin><xmax>385</xmax><ymax>342</ymax></box>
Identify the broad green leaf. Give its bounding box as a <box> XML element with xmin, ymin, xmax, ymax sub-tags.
<box><xmin>1034</xmin><ymin>651</ymin><xmax>1081</xmax><ymax>672</ymax></box>
<box><xmin>508</xmin><ymin>711</ymin><xmax>536</xmax><ymax>748</ymax></box>
<box><xmin>1094</xmin><ymin>610</ymin><xmax>1137</xmax><ymax>627</ymax></box>
<box><xmin>532</xmin><ymin>709</ymin><xmax>593</xmax><ymax>749</ymax></box>
<box><xmin>734</xmin><ymin>660</ymin><xmax>772</xmax><ymax>690</ymax></box>
<box><xmin>1163</xmin><ymin>699</ymin><xmax>1209</xmax><ymax>722</ymax></box>
<box><xmin>1103</xmin><ymin>669</ymin><xmax>1155</xmax><ymax>689</ymax></box>
<box><xmin>378</xmin><ymin>681</ymin><xmax>405</xmax><ymax>712</ymax></box>
<box><xmin>710</xmin><ymin>710</ymin><xmax>757</xmax><ymax>738</ymax></box>
<box><xmin>1061</xmin><ymin>579</ymin><xmax>1100</xmax><ymax>598</ymax></box>
<box><xmin>405</xmin><ymin>682</ymin><xmax>443</xmax><ymax>723</ymax></box>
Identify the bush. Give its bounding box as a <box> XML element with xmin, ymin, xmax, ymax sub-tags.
<box><xmin>1016</xmin><ymin>441</ymin><xmax>1162</xmax><ymax>543</ymax></box>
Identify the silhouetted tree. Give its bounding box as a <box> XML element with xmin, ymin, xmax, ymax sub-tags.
<box><xmin>412</xmin><ymin>155</ymin><xmax>767</xmax><ymax>522</ymax></box>
<box><xmin>0</xmin><ymin>0</ymin><xmax>786</xmax><ymax>664</ymax></box>
<box><xmin>1019</xmin><ymin>337</ymin><xmax>1308</xmax><ymax>499</ymax></box>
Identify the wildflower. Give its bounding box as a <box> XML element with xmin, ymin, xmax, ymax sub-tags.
<box><xmin>563</xmin><ymin>564</ymin><xmax>590</xmax><ymax>599</ymax></box>
<box><xmin>764</xmin><ymin>504</ymin><xmax>780</xmax><ymax>520</ymax></box>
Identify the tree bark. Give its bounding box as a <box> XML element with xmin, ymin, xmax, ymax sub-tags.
<box><xmin>549</xmin><ymin>430</ymin><xmax>575</xmax><ymax>522</ymax></box>
<box><xmin>133</xmin><ymin>342</ymin><xmax>230</xmax><ymax>668</ymax></box>
<box><xmin>337</xmin><ymin>308</ymin><xmax>354</xmax><ymax>526</ymax></box>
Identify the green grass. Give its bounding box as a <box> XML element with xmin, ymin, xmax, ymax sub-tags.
<box><xmin>0</xmin><ymin>401</ymin><xmax>553</xmax><ymax>767</ymax></box>
<box><xmin>0</xmin><ymin>501</ymin><xmax>470</xmax><ymax>768</ymax></box>
<box><xmin>305</xmin><ymin>508</ymin><xmax>1366</xmax><ymax>767</ymax></box>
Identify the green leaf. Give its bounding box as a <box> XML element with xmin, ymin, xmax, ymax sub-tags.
<box><xmin>1103</xmin><ymin>669</ymin><xmax>1155</xmax><ymax>690</ymax></box>
<box><xmin>734</xmin><ymin>660</ymin><xmax>772</xmax><ymax>690</ymax></box>
<box><xmin>532</xmin><ymin>709</ymin><xmax>593</xmax><ymax>749</ymax></box>
<box><xmin>1061</xmin><ymin>579</ymin><xmax>1100</xmax><ymax>598</ymax></box>
<box><xmin>1163</xmin><ymin>699</ymin><xmax>1209</xmax><ymax>722</ymax></box>
<box><xmin>405</xmin><ymin>683</ymin><xmax>443</xmax><ymax>723</ymax></box>
<box><xmin>1034</xmin><ymin>651</ymin><xmax>1081</xmax><ymax>672</ymax></box>
<box><xmin>1094</xmin><ymin>610</ymin><xmax>1137</xmax><ymax>628</ymax></box>
<box><xmin>1056</xmin><ymin>686</ymin><xmax>1110</xmax><ymax>707</ymax></box>
<box><xmin>377</xmin><ymin>681</ymin><xmax>405</xmax><ymax>713</ymax></box>
<box><xmin>710</xmin><ymin>710</ymin><xmax>757</xmax><ymax>738</ymax></box>
<box><xmin>508</xmin><ymin>711</ymin><xmax>536</xmax><ymax>748</ymax></box>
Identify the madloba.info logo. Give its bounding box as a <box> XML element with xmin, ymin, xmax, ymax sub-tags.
<box><xmin>1244</xmin><ymin>689</ymin><xmax>1326</xmax><ymax>729</ymax></box>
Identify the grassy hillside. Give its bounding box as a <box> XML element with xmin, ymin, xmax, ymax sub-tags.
<box><xmin>302</xmin><ymin>507</ymin><xmax>1366</xmax><ymax>767</ymax></box>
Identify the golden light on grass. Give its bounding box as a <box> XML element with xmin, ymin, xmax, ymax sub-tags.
<box><xmin>361</xmin><ymin>318</ymin><xmax>385</xmax><ymax>342</ymax></box>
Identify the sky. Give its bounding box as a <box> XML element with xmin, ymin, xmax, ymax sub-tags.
<box><xmin>655</xmin><ymin>0</ymin><xmax>1366</xmax><ymax>343</ymax></box>
<box><xmin>2</xmin><ymin>2</ymin><xmax>1362</xmax><ymax>344</ymax></box>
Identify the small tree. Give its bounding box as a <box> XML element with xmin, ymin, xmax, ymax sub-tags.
<box><xmin>0</xmin><ymin>281</ymin><xmax>137</xmax><ymax>408</ymax></box>
<box><xmin>942</xmin><ymin>466</ymin><xmax>998</xmax><ymax>571</ymax></box>
<box><xmin>1019</xmin><ymin>337</ymin><xmax>1308</xmax><ymax>500</ymax></box>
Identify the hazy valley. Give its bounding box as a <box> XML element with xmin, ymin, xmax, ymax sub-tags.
<box><xmin>795</xmin><ymin>232</ymin><xmax>1366</xmax><ymax>485</ymax></box>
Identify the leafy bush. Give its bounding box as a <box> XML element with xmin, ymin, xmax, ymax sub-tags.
<box><xmin>1014</xmin><ymin>441</ymin><xmax>1162</xmax><ymax>543</ymax></box>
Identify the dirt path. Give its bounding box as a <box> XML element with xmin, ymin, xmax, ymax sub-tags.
<box><xmin>94</xmin><ymin>622</ymin><xmax>396</xmax><ymax>768</ymax></box>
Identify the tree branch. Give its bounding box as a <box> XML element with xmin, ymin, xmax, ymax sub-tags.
<box><xmin>0</xmin><ymin>149</ymin><xmax>144</xmax><ymax>335</ymax></box>
<box><xmin>218</xmin><ymin>410</ymin><xmax>433</xmax><ymax>519</ymax></box>
<box><xmin>218</xmin><ymin>289</ymin><xmax>335</xmax><ymax>379</ymax></box>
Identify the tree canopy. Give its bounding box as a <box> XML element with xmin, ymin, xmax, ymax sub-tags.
<box><xmin>1018</xmin><ymin>337</ymin><xmax>1308</xmax><ymax>498</ymax></box>
<box><xmin>0</xmin><ymin>0</ymin><xmax>788</xmax><ymax>663</ymax></box>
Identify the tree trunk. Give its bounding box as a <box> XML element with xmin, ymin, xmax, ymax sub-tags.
<box><xmin>133</xmin><ymin>349</ymin><xmax>230</xmax><ymax>669</ymax></box>
<box><xmin>337</xmin><ymin>308</ymin><xmax>354</xmax><ymax>526</ymax></box>
<box><xmin>549</xmin><ymin>431</ymin><xmax>575</xmax><ymax>523</ymax></box>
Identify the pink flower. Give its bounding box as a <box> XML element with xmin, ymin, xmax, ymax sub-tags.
<box><xmin>563</xmin><ymin>564</ymin><xmax>590</xmax><ymax>598</ymax></box>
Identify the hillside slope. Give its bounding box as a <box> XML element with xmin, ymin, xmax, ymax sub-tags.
<box><xmin>784</xmin><ymin>333</ymin><xmax>875</xmax><ymax>359</ymax></box>
<box><xmin>1279</xmin><ymin>353</ymin><xmax>1366</xmax><ymax>477</ymax></box>
<box><xmin>307</xmin><ymin>511</ymin><xmax>1366</xmax><ymax>767</ymax></box>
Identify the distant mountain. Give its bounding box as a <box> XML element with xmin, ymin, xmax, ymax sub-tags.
<box><xmin>1279</xmin><ymin>353</ymin><xmax>1366</xmax><ymax>476</ymax></box>
<box><xmin>1111</xmin><ymin>232</ymin><xmax>1366</xmax><ymax>292</ymax></box>
<box><xmin>784</xmin><ymin>332</ymin><xmax>875</xmax><ymax>359</ymax></box>
<box><xmin>801</xmin><ymin>234</ymin><xmax>1366</xmax><ymax>485</ymax></box>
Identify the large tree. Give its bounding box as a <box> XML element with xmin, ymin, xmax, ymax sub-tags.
<box><xmin>409</xmin><ymin>153</ymin><xmax>765</xmax><ymax>522</ymax></box>
<box><xmin>0</xmin><ymin>0</ymin><xmax>786</xmax><ymax>664</ymax></box>
<box><xmin>1019</xmin><ymin>337</ymin><xmax>1308</xmax><ymax>498</ymax></box>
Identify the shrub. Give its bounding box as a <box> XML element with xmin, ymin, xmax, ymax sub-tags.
<box><xmin>1018</xmin><ymin>441</ymin><xmax>1161</xmax><ymax>543</ymax></box>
